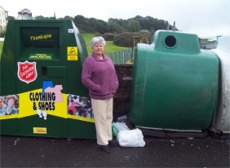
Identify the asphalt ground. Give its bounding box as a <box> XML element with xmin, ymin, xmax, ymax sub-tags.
<box><xmin>0</xmin><ymin>135</ymin><xmax>229</xmax><ymax>167</ymax></box>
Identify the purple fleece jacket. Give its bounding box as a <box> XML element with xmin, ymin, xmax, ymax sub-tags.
<box><xmin>81</xmin><ymin>53</ymin><xmax>119</xmax><ymax>100</ymax></box>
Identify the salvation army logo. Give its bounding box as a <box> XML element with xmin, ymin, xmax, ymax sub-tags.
<box><xmin>17</xmin><ymin>61</ymin><xmax>37</xmax><ymax>84</ymax></box>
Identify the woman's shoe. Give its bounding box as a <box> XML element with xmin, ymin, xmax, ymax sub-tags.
<box><xmin>100</xmin><ymin>145</ymin><xmax>111</xmax><ymax>153</ymax></box>
<box><xmin>109</xmin><ymin>139</ymin><xmax>119</xmax><ymax>147</ymax></box>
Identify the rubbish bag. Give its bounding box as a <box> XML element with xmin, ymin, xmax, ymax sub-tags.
<box><xmin>117</xmin><ymin>128</ymin><xmax>145</xmax><ymax>147</ymax></box>
<box><xmin>112</xmin><ymin>123</ymin><xmax>118</xmax><ymax>137</ymax></box>
<box><xmin>113</xmin><ymin>122</ymin><xmax>130</xmax><ymax>131</ymax></box>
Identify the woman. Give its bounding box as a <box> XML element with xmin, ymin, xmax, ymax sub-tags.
<box><xmin>81</xmin><ymin>36</ymin><xmax>119</xmax><ymax>153</ymax></box>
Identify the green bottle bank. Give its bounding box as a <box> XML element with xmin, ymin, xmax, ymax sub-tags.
<box><xmin>129</xmin><ymin>30</ymin><xmax>219</xmax><ymax>133</ymax></box>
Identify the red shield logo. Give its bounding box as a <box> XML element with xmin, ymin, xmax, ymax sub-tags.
<box><xmin>17</xmin><ymin>61</ymin><xmax>37</xmax><ymax>84</ymax></box>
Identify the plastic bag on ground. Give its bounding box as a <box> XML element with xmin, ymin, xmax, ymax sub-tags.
<box><xmin>112</xmin><ymin>123</ymin><xmax>118</xmax><ymax>137</ymax></box>
<box><xmin>117</xmin><ymin>128</ymin><xmax>145</xmax><ymax>147</ymax></box>
<box><xmin>113</xmin><ymin>122</ymin><xmax>130</xmax><ymax>131</ymax></box>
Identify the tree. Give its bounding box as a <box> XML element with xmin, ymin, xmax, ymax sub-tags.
<box><xmin>64</xmin><ymin>16</ymin><xmax>73</xmax><ymax>20</ymax></box>
<box><xmin>88</xmin><ymin>18</ymin><xmax>108</xmax><ymax>34</ymax></box>
<box><xmin>156</xmin><ymin>19</ymin><xmax>168</xmax><ymax>30</ymax></box>
<box><xmin>7</xmin><ymin>16</ymin><xmax>15</xmax><ymax>20</ymax></box>
<box><xmin>35</xmin><ymin>15</ymin><xmax>50</xmax><ymax>20</ymax></box>
<box><xmin>126</xmin><ymin>19</ymin><xmax>141</xmax><ymax>32</ymax></box>
<box><xmin>108</xmin><ymin>19</ymin><xmax>123</xmax><ymax>33</ymax></box>
<box><xmin>0</xmin><ymin>29</ymin><xmax>6</xmax><ymax>37</ymax></box>
<box><xmin>74</xmin><ymin>15</ymin><xmax>88</xmax><ymax>25</ymax></box>
<box><xmin>29</xmin><ymin>14</ymin><xmax>176</xmax><ymax>35</ymax></box>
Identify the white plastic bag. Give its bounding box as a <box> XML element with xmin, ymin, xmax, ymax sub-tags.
<box><xmin>117</xmin><ymin>128</ymin><xmax>145</xmax><ymax>147</ymax></box>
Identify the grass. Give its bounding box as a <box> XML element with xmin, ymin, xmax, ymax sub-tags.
<box><xmin>81</xmin><ymin>33</ymin><xmax>128</xmax><ymax>55</ymax></box>
<box><xmin>0</xmin><ymin>33</ymin><xmax>128</xmax><ymax>56</ymax></box>
<box><xmin>0</xmin><ymin>41</ymin><xmax>3</xmax><ymax>55</ymax></box>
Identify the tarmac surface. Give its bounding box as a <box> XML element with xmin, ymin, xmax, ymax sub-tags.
<box><xmin>0</xmin><ymin>135</ymin><xmax>229</xmax><ymax>167</ymax></box>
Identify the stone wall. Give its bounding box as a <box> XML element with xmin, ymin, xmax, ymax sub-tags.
<box><xmin>113</xmin><ymin>64</ymin><xmax>133</xmax><ymax>120</ymax></box>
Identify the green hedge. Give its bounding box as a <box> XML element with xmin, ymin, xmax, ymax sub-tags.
<box><xmin>113</xmin><ymin>32</ymin><xmax>152</xmax><ymax>47</ymax></box>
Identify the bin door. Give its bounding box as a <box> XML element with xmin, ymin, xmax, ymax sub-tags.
<box><xmin>15</xmin><ymin>23</ymin><xmax>68</xmax><ymax>137</ymax></box>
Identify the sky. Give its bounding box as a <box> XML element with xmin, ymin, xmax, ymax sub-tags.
<box><xmin>1</xmin><ymin>0</ymin><xmax>230</xmax><ymax>37</ymax></box>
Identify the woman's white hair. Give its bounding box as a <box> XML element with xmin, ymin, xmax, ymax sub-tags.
<box><xmin>91</xmin><ymin>36</ymin><xmax>106</xmax><ymax>48</ymax></box>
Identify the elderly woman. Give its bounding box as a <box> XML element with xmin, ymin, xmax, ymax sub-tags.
<box><xmin>81</xmin><ymin>36</ymin><xmax>119</xmax><ymax>153</ymax></box>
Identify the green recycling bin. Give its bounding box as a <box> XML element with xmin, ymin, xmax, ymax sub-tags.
<box><xmin>0</xmin><ymin>20</ymin><xmax>96</xmax><ymax>139</ymax></box>
<box><xmin>129</xmin><ymin>30</ymin><xmax>219</xmax><ymax>131</ymax></box>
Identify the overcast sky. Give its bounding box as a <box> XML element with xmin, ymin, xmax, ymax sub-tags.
<box><xmin>1</xmin><ymin>0</ymin><xmax>229</xmax><ymax>37</ymax></box>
